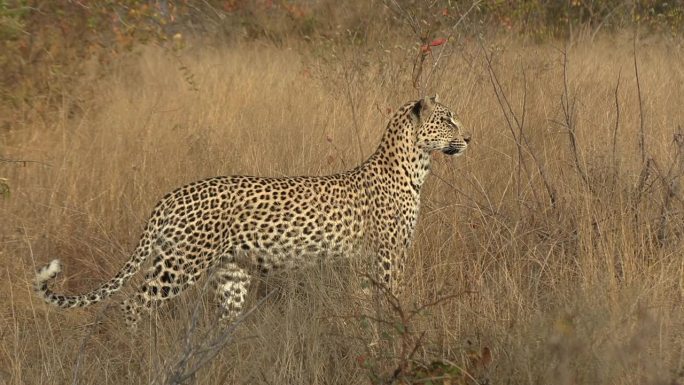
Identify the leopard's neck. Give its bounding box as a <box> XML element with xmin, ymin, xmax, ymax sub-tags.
<box><xmin>355</xmin><ymin>102</ymin><xmax>432</xmax><ymax>197</ymax></box>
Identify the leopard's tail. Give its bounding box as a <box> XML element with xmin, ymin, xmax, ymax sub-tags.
<box><xmin>34</xmin><ymin>233</ymin><xmax>153</xmax><ymax>309</ymax></box>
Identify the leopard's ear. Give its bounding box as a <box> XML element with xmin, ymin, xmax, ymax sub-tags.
<box><xmin>411</xmin><ymin>97</ymin><xmax>435</xmax><ymax>124</ymax></box>
<box><xmin>432</xmin><ymin>94</ymin><xmax>440</xmax><ymax>103</ymax></box>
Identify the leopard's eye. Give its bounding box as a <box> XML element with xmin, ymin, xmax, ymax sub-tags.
<box><xmin>441</xmin><ymin>117</ymin><xmax>456</xmax><ymax>127</ymax></box>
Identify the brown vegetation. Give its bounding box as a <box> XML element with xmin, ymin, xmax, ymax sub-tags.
<box><xmin>1</xmin><ymin>20</ymin><xmax>683</xmax><ymax>385</ymax></box>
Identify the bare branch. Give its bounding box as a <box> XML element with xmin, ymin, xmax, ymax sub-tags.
<box><xmin>480</xmin><ymin>39</ymin><xmax>556</xmax><ymax>208</ymax></box>
<box><xmin>422</xmin><ymin>1</ymin><xmax>482</xmax><ymax>90</ymax></box>
<box><xmin>633</xmin><ymin>32</ymin><xmax>646</xmax><ymax>165</ymax></box>
<box><xmin>611</xmin><ymin>70</ymin><xmax>622</xmax><ymax>188</ymax></box>
<box><xmin>342</xmin><ymin>61</ymin><xmax>365</xmax><ymax>163</ymax></box>
<box><xmin>560</xmin><ymin>48</ymin><xmax>593</xmax><ymax>194</ymax></box>
<box><xmin>0</xmin><ymin>157</ymin><xmax>51</xmax><ymax>167</ymax></box>
<box><xmin>386</xmin><ymin>0</ymin><xmax>481</xmax><ymax>96</ymax></box>
<box><xmin>161</xmin><ymin>291</ymin><xmax>274</xmax><ymax>385</ymax></box>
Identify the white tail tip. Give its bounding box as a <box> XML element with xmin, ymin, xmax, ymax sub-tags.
<box><xmin>36</xmin><ymin>259</ymin><xmax>62</xmax><ymax>283</ymax></box>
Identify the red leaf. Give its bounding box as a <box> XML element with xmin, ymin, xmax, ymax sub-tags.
<box><xmin>429</xmin><ymin>37</ymin><xmax>447</xmax><ymax>47</ymax></box>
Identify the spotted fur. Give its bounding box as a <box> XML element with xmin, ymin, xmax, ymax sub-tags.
<box><xmin>34</xmin><ymin>96</ymin><xmax>470</xmax><ymax>327</ymax></box>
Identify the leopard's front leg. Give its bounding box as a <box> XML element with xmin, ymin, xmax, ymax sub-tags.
<box><xmin>374</xmin><ymin>246</ymin><xmax>406</xmax><ymax>298</ymax></box>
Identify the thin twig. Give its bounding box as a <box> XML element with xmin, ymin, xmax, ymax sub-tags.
<box><xmin>72</xmin><ymin>304</ymin><xmax>111</xmax><ymax>385</ymax></box>
<box><xmin>386</xmin><ymin>0</ymin><xmax>481</xmax><ymax>96</ymax></box>
<box><xmin>422</xmin><ymin>1</ymin><xmax>482</xmax><ymax>91</ymax></box>
<box><xmin>162</xmin><ymin>291</ymin><xmax>274</xmax><ymax>385</ymax></box>
<box><xmin>633</xmin><ymin>31</ymin><xmax>646</xmax><ymax>165</ymax></box>
<box><xmin>480</xmin><ymin>40</ymin><xmax>556</xmax><ymax>207</ymax></box>
<box><xmin>654</xmin><ymin>130</ymin><xmax>684</xmax><ymax>246</ymax></box>
<box><xmin>611</xmin><ymin>70</ymin><xmax>622</xmax><ymax>189</ymax></box>
<box><xmin>342</xmin><ymin>59</ymin><xmax>365</xmax><ymax>163</ymax></box>
<box><xmin>0</xmin><ymin>157</ymin><xmax>52</xmax><ymax>167</ymax></box>
<box><xmin>410</xmin><ymin>292</ymin><xmax>474</xmax><ymax>319</ymax></box>
<box><xmin>560</xmin><ymin>48</ymin><xmax>593</xmax><ymax>193</ymax></box>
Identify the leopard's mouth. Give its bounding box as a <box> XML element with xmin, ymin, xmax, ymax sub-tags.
<box><xmin>442</xmin><ymin>146</ymin><xmax>465</xmax><ymax>156</ymax></box>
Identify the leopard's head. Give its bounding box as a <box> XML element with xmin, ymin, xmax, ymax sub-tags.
<box><xmin>411</xmin><ymin>95</ymin><xmax>470</xmax><ymax>156</ymax></box>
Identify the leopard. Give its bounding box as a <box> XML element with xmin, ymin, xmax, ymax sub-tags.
<box><xmin>34</xmin><ymin>95</ymin><xmax>470</xmax><ymax>328</ymax></box>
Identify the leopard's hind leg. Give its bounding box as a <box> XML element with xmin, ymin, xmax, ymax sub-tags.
<box><xmin>213</xmin><ymin>261</ymin><xmax>252</xmax><ymax>323</ymax></box>
<box><xmin>121</xmin><ymin>242</ymin><xmax>214</xmax><ymax>329</ymax></box>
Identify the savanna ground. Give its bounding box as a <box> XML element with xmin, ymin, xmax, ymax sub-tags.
<box><xmin>2</xmin><ymin>2</ymin><xmax>684</xmax><ymax>384</ymax></box>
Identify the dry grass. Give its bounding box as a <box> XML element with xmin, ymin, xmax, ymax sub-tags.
<box><xmin>1</xmin><ymin>34</ymin><xmax>683</xmax><ymax>384</ymax></box>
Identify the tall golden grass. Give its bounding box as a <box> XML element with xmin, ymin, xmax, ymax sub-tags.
<box><xmin>1</xmin><ymin>34</ymin><xmax>683</xmax><ymax>384</ymax></box>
